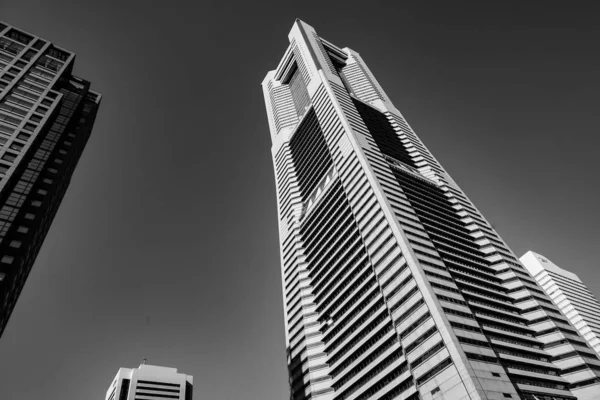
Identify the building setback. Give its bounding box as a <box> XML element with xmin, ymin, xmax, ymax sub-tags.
<box><xmin>106</xmin><ymin>364</ymin><xmax>193</xmax><ymax>400</ymax></box>
<box><xmin>520</xmin><ymin>251</ymin><xmax>600</xmax><ymax>358</ymax></box>
<box><xmin>262</xmin><ymin>20</ymin><xmax>600</xmax><ymax>400</ymax></box>
<box><xmin>0</xmin><ymin>22</ymin><xmax>101</xmax><ymax>337</ymax></box>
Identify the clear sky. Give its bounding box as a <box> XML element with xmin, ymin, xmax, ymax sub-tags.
<box><xmin>0</xmin><ymin>1</ymin><xmax>599</xmax><ymax>400</ymax></box>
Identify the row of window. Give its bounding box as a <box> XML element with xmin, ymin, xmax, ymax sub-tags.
<box><xmin>306</xmin><ymin>212</ymin><xmax>355</xmax><ymax>267</ymax></box>
<box><xmin>312</xmin><ymin>242</ymin><xmax>364</xmax><ymax>298</ymax></box>
<box><xmin>335</xmin><ymin>350</ymin><xmax>405</xmax><ymax>399</ymax></box>
<box><xmin>311</xmin><ymin>227</ymin><xmax>362</xmax><ymax>284</ymax></box>
<box><xmin>328</xmin><ymin>321</ymin><xmax>393</xmax><ymax>367</ymax></box>
<box><xmin>514</xmin><ymin>378</ymin><xmax>566</xmax><ymax>391</ymax></box>
<box><xmin>330</xmin><ymin>331</ymin><xmax>396</xmax><ymax>379</ymax></box>
<box><xmin>0</xmin><ymin>85</ymin><xmax>85</xmax><ymax>319</ymax></box>
<box><xmin>327</xmin><ymin>305</ymin><xmax>386</xmax><ymax>354</ymax></box>
<box><xmin>317</xmin><ymin>262</ymin><xmax>371</xmax><ymax>319</ymax></box>
<box><xmin>324</xmin><ymin>292</ymin><xmax>382</xmax><ymax>344</ymax></box>
<box><xmin>327</xmin><ymin>311</ymin><xmax>388</xmax><ymax>362</ymax></box>
<box><xmin>552</xmin><ymin>350</ymin><xmax>598</xmax><ymax>362</ymax></box>
<box><xmin>394</xmin><ymin>298</ymin><xmax>425</xmax><ymax>327</ymax></box>
<box><xmin>405</xmin><ymin>326</ymin><xmax>438</xmax><ymax>354</ymax></box>
<box><xmin>410</xmin><ymin>341</ymin><xmax>445</xmax><ymax>369</ymax></box>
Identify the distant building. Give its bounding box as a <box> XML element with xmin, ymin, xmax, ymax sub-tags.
<box><xmin>521</xmin><ymin>250</ymin><xmax>600</xmax><ymax>357</ymax></box>
<box><xmin>0</xmin><ymin>21</ymin><xmax>101</xmax><ymax>337</ymax></box>
<box><xmin>105</xmin><ymin>364</ymin><xmax>193</xmax><ymax>400</ymax></box>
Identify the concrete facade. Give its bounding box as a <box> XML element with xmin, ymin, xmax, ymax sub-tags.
<box><xmin>105</xmin><ymin>364</ymin><xmax>193</xmax><ymax>400</ymax></box>
<box><xmin>262</xmin><ymin>20</ymin><xmax>600</xmax><ymax>400</ymax></box>
<box><xmin>0</xmin><ymin>21</ymin><xmax>101</xmax><ymax>337</ymax></box>
<box><xmin>521</xmin><ymin>251</ymin><xmax>600</xmax><ymax>397</ymax></box>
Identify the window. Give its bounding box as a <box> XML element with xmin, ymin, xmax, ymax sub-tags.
<box><xmin>0</xmin><ymin>37</ymin><xmax>23</xmax><ymax>55</ymax></box>
<box><xmin>405</xmin><ymin>326</ymin><xmax>438</xmax><ymax>354</ymax></box>
<box><xmin>137</xmin><ymin>380</ymin><xmax>180</xmax><ymax>388</ymax></box>
<box><xmin>32</xmin><ymin>39</ymin><xmax>45</xmax><ymax>50</ymax></box>
<box><xmin>118</xmin><ymin>379</ymin><xmax>130</xmax><ymax>400</ymax></box>
<box><xmin>9</xmin><ymin>241</ymin><xmax>21</xmax><ymax>248</ymax></box>
<box><xmin>7</xmin><ymin>29</ymin><xmax>34</xmax><ymax>45</ymax></box>
<box><xmin>9</xmin><ymin>142</ymin><xmax>23</xmax><ymax>151</ymax></box>
<box><xmin>24</xmin><ymin>213</ymin><xmax>35</xmax><ymax>220</ymax></box>
<box><xmin>22</xmin><ymin>50</ymin><xmax>36</xmax><ymax>61</ymax></box>
<box><xmin>416</xmin><ymin>358</ymin><xmax>453</xmax><ymax>385</ymax></box>
<box><xmin>410</xmin><ymin>341</ymin><xmax>445</xmax><ymax>369</ymax></box>
<box><xmin>0</xmin><ymin>272</ymin><xmax>5</xmax><ymax>281</ymax></box>
<box><xmin>1</xmin><ymin>255</ymin><xmax>14</xmax><ymax>264</ymax></box>
<box><xmin>503</xmin><ymin>394</ymin><xmax>512</xmax><ymax>398</ymax></box>
<box><xmin>17</xmin><ymin>226</ymin><xmax>28</xmax><ymax>234</ymax></box>
<box><xmin>7</xmin><ymin>95</ymin><xmax>34</xmax><ymax>108</ymax></box>
<box><xmin>0</xmin><ymin>112</ymin><xmax>21</xmax><ymax>125</ymax></box>
<box><xmin>465</xmin><ymin>352</ymin><xmax>497</xmax><ymax>363</ymax></box>
<box><xmin>2</xmin><ymin>152</ymin><xmax>16</xmax><ymax>162</ymax></box>
<box><xmin>400</xmin><ymin>312</ymin><xmax>431</xmax><ymax>339</ymax></box>
<box><xmin>0</xmin><ymin>124</ymin><xmax>14</xmax><ymax>135</ymax></box>
<box><xmin>47</xmin><ymin>46</ymin><xmax>70</xmax><ymax>61</ymax></box>
<box><xmin>431</xmin><ymin>387</ymin><xmax>440</xmax><ymax>395</ymax></box>
<box><xmin>492</xmin><ymin>372</ymin><xmax>501</xmax><ymax>377</ymax></box>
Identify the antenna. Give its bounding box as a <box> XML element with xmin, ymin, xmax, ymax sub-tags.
<box><xmin>143</xmin><ymin>358</ymin><xmax>147</xmax><ymax>365</ymax></box>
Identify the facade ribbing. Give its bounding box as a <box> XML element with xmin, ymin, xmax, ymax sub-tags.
<box><xmin>520</xmin><ymin>252</ymin><xmax>600</xmax><ymax>365</ymax></box>
<box><xmin>262</xmin><ymin>20</ymin><xmax>600</xmax><ymax>400</ymax></box>
<box><xmin>105</xmin><ymin>364</ymin><xmax>193</xmax><ymax>400</ymax></box>
<box><xmin>0</xmin><ymin>22</ymin><xmax>101</xmax><ymax>337</ymax></box>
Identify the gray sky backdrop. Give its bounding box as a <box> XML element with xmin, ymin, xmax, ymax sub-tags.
<box><xmin>0</xmin><ymin>1</ymin><xmax>599</xmax><ymax>399</ymax></box>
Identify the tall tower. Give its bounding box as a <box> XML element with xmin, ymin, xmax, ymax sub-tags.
<box><xmin>0</xmin><ymin>22</ymin><xmax>101</xmax><ymax>337</ymax></box>
<box><xmin>520</xmin><ymin>251</ymin><xmax>600</xmax><ymax>358</ymax></box>
<box><xmin>105</xmin><ymin>364</ymin><xmax>193</xmax><ymax>400</ymax></box>
<box><xmin>262</xmin><ymin>20</ymin><xmax>600</xmax><ymax>400</ymax></box>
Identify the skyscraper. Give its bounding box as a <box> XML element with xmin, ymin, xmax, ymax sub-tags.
<box><xmin>0</xmin><ymin>22</ymin><xmax>101</xmax><ymax>337</ymax></box>
<box><xmin>262</xmin><ymin>20</ymin><xmax>600</xmax><ymax>400</ymax></box>
<box><xmin>520</xmin><ymin>251</ymin><xmax>600</xmax><ymax>358</ymax></box>
<box><xmin>105</xmin><ymin>363</ymin><xmax>193</xmax><ymax>400</ymax></box>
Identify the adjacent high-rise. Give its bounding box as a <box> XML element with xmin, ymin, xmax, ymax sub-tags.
<box><xmin>0</xmin><ymin>22</ymin><xmax>101</xmax><ymax>337</ymax></box>
<box><xmin>262</xmin><ymin>20</ymin><xmax>600</xmax><ymax>400</ymax></box>
<box><xmin>520</xmin><ymin>251</ymin><xmax>600</xmax><ymax>358</ymax></box>
<box><xmin>106</xmin><ymin>363</ymin><xmax>193</xmax><ymax>400</ymax></box>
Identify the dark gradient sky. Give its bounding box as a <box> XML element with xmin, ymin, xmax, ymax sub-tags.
<box><xmin>0</xmin><ymin>1</ymin><xmax>599</xmax><ymax>399</ymax></box>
